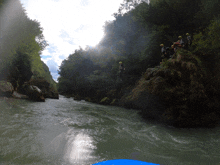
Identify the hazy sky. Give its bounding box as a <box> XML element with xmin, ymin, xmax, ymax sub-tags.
<box><xmin>19</xmin><ymin>0</ymin><xmax>124</xmax><ymax>81</ymax></box>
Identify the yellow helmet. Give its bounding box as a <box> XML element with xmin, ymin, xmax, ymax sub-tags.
<box><xmin>119</xmin><ymin>61</ymin><xmax>122</xmax><ymax>64</ymax></box>
<box><xmin>160</xmin><ymin>44</ymin><xmax>164</xmax><ymax>47</ymax></box>
<box><xmin>178</xmin><ymin>36</ymin><xmax>182</xmax><ymax>39</ymax></box>
<box><xmin>186</xmin><ymin>33</ymin><xmax>189</xmax><ymax>36</ymax></box>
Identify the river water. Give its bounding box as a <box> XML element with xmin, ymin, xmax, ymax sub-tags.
<box><xmin>0</xmin><ymin>95</ymin><xmax>220</xmax><ymax>165</ymax></box>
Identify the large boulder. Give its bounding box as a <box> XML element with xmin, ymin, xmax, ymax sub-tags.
<box><xmin>12</xmin><ymin>91</ymin><xmax>29</xmax><ymax>99</ymax></box>
<box><xmin>119</xmin><ymin>78</ymin><xmax>167</xmax><ymax>121</ymax></box>
<box><xmin>28</xmin><ymin>78</ymin><xmax>59</xmax><ymax>99</ymax></box>
<box><xmin>45</xmin><ymin>89</ymin><xmax>59</xmax><ymax>99</ymax></box>
<box><xmin>120</xmin><ymin>49</ymin><xmax>220</xmax><ymax>127</ymax></box>
<box><xmin>149</xmin><ymin>50</ymin><xmax>220</xmax><ymax>127</ymax></box>
<box><xmin>23</xmin><ymin>85</ymin><xmax>45</xmax><ymax>102</ymax></box>
<box><xmin>0</xmin><ymin>81</ymin><xmax>14</xmax><ymax>97</ymax></box>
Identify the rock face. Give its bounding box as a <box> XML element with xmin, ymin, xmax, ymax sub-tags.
<box><xmin>21</xmin><ymin>85</ymin><xmax>45</xmax><ymax>102</ymax></box>
<box><xmin>0</xmin><ymin>81</ymin><xmax>14</xmax><ymax>97</ymax></box>
<box><xmin>100</xmin><ymin>97</ymin><xmax>111</xmax><ymax>105</ymax></box>
<box><xmin>28</xmin><ymin>78</ymin><xmax>59</xmax><ymax>99</ymax></box>
<box><xmin>119</xmin><ymin>77</ymin><xmax>167</xmax><ymax>121</ymax></box>
<box><xmin>12</xmin><ymin>91</ymin><xmax>29</xmax><ymax>99</ymax></box>
<box><xmin>121</xmin><ymin>49</ymin><xmax>220</xmax><ymax>127</ymax></box>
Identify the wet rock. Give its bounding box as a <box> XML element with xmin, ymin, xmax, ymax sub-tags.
<box><xmin>0</xmin><ymin>81</ymin><xmax>14</xmax><ymax>97</ymax></box>
<box><xmin>46</xmin><ymin>90</ymin><xmax>59</xmax><ymax>99</ymax></box>
<box><xmin>100</xmin><ymin>97</ymin><xmax>111</xmax><ymax>105</ymax></box>
<box><xmin>107</xmin><ymin>89</ymin><xmax>117</xmax><ymax>98</ymax></box>
<box><xmin>144</xmin><ymin>68</ymin><xmax>158</xmax><ymax>80</ymax></box>
<box><xmin>28</xmin><ymin>78</ymin><xmax>59</xmax><ymax>99</ymax></box>
<box><xmin>121</xmin><ymin>49</ymin><xmax>220</xmax><ymax>127</ymax></box>
<box><xmin>120</xmin><ymin>89</ymin><xmax>166</xmax><ymax>121</ymax></box>
<box><xmin>73</xmin><ymin>94</ymin><xmax>82</xmax><ymax>101</ymax></box>
<box><xmin>23</xmin><ymin>85</ymin><xmax>45</xmax><ymax>102</ymax></box>
<box><xmin>12</xmin><ymin>91</ymin><xmax>29</xmax><ymax>99</ymax></box>
<box><xmin>85</xmin><ymin>97</ymin><xmax>91</xmax><ymax>102</ymax></box>
<box><xmin>110</xmin><ymin>99</ymin><xmax>119</xmax><ymax>105</ymax></box>
<box><xmin>153</xmin><ymin>69</ymin><xmax>165</xmax><ymax>78</ymax></box>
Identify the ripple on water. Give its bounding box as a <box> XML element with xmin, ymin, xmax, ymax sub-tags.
<box><xmin>2</xmin><ymin>97</ymin><xmax>220</xmax><ymax>165</ymax></box>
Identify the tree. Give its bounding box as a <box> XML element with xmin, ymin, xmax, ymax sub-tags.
<box><xmin>0</xmin><ymin>0</ymin><xmax>55</xmax><ymax>93</ymax></box>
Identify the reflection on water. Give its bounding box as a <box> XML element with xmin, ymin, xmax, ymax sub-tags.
<box><xmin>49</xmin><ymin>132</ymin><xmax>66</xmax><ymax>151</ymax></box>
<box><xmin>64</xmin><ymin>129</ymin><xmax>97</xmax><ymax>165</ymax></box>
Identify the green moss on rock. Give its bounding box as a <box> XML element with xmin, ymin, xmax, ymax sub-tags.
<box><xmin>100</xmin><ymin>97</ymin><xmax>110</xmax><ymax>105</ymax></box>
<box><xmin>123</xmin><ymin>49</ymin><xmax>220</xmax><ymax>127</ymax></box>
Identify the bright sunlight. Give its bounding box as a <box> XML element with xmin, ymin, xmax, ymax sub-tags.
<box><xmin>78</xmin><ymin>26</ymin><xmax>104</xmax><ymax>48</ymax></box>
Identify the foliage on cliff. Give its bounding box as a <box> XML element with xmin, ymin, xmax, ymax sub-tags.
<box><xmin>58</xmin><ymin>0</ymin><xmax>220</xmax><ymax>94</ymax></box>
<box><xmin>125</xmin><ymin>49</ymin><xmax>219</xmax><ymax>127</ymax></box>
<box><xmin>0</xmin><ymin>0</ymin><xmax>57</xmax><ymax>93</ymax></box>
<box><xmin>57</xmin><ymin>0</ymin><xmax>220</xmax><ymax>126</ymax></box>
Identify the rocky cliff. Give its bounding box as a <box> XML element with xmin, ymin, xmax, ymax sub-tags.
<box><xmin>120</xmin><ymin>49</ymin><xmax>220</xmax><ymax>127</ymax></box>
<box><xmin>59</xmin><ymin>49</ymin><xmax>220</xmax><ymax>127</ymax></box>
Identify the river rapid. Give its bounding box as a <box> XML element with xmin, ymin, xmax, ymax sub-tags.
<box><xmin>0</xmin><ymin>95</ymin><xmax>220</xmax><ymax>165</ymax></box>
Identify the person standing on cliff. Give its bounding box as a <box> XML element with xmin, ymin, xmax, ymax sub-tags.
<box><xmin>177</xmin><ymin>36</ymin><xmax>184</xmax><ymax>47</ymax></box>
<box><xmin>170</xmin><ymin>45</ymin><xmax>175</xmax><ymax>58</ymax></box>
<box><xmin>119</xmin><ymin>61</ymin><xmax>125</xmax><ymax>81</ymax></box>
<box><xmin>186</xmin><ymin>33</ymin><xmax>192</xmax><ymax>49</ymax></box>
<box><xmin>160</xmin><ymin>44</ymin><xmax>167</xmax><ymax>62</ymax></box>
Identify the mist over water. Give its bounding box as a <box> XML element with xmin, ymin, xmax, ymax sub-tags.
<box><xmin>1</xmin><ymin>96</ymin><xmax>220</xmax><ymax>165</ymax></box>
<box><xmin>0</xmin><ymin>0</ymin><xmax>21</xmax><ymax>55</ymax></box>
<box><xmin>0</xmin><ymin>0</ymin><xmax>39</xmax><ymax>61</ymax></box>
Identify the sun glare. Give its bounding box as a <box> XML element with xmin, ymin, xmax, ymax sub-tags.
<box><xmin>80</xmin><ymin>27</ymin><xmax>104</xmax><ymax>48</ymax></box>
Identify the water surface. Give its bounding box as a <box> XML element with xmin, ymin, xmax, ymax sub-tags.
<box><xmin>0</xmin><ymin>96</ymin><xmax>220</xmax><ymax>165</ymax></box>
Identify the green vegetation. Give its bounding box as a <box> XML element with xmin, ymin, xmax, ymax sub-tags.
<box><xmin>58</xmin><ymin>0</ymin><xmax>220</xmax><ymax>96</ymax></box>
<box><xmin>58</xmin><ymin>0</ymin><xmax>220</xmax><ymax>126</ymax></box>
<box><xmin>0</xmin><ymin>0</ymin><xmax>57</xmax><ymax>94</ymax></box>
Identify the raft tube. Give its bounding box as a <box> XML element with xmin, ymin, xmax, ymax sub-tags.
<box><xmin>93</xmin><ymin>159</ymin><xmax>160</xmax><ymax>165</ymax></box>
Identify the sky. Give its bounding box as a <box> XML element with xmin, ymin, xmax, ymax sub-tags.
<box><xmin>19</xmin><ymin>0</ymin><xmax>124</xmax><ymax>81</ymax></box>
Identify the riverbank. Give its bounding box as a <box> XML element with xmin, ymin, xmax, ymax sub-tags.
<box><xmin>61</xmin><ymin>49</ymin><xmax>220</xmax><ymax>128</ymax></box>
<box><xmin>0</xmin><ymin>78</ymin><xmax>59</xmax><ymax>102</ymax></box>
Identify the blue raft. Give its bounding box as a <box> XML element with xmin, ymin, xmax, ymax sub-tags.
<box><xmin>93</xmin><ymin>159</ymin><xmax>160</xmax><ymax>165</ymax></box>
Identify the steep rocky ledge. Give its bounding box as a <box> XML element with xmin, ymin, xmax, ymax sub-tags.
<box><xmin>120</xmin><ymin>49</ymin><xmax>220</xmax><ymax>127</ymax></box>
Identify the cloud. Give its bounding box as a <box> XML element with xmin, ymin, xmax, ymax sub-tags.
<box><xmin>59</xmin><ymin>30</ymin><xmax>69</xmax><ymax>38</ymax></box>
<box><xmin>46</xmin><ymin>60</ymin><xmax>59</xmax><ymax>81</ymax></box>
<box><xmin>80</xmin><ymin>0</ymin><xmax>90</xmax><ymax>6</ymax></box>
<box><xmin>47</xmin><ymin>44</ymin><xmax>58</xmax><ymax>54</ymax></box>
<box><xmin>20</xmin><ymin>0</ymin><xmax>124</xmax><ymax>80</ymax></box>
<box><xmin>51</xmin><ymin>72</ymin><xmax>60</xmax><ymax>82</ymax></box>
<box><xmin>59</xmin><ymin>55</ymin><xmax>66</xmax><ymax>59</ymax></box>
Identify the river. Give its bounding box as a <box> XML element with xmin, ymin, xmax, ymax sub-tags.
<box><xmin>0</xmin><ymin>95</ymin><xmax>220</xmax><ymax>165</ymax></box>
